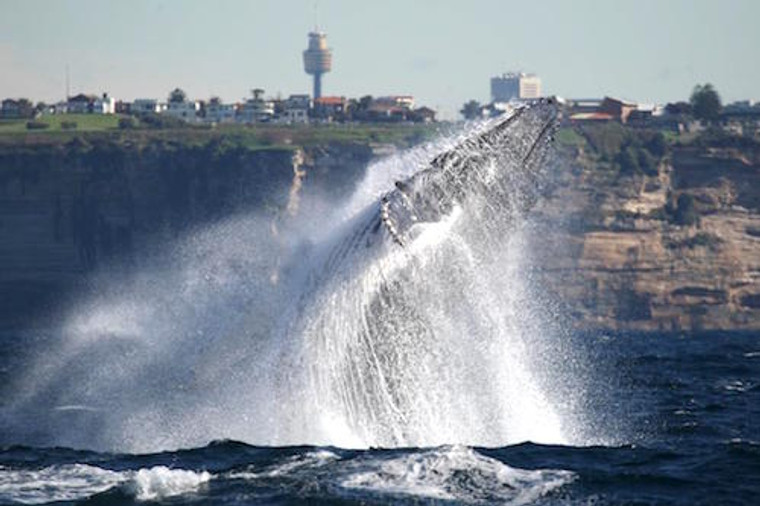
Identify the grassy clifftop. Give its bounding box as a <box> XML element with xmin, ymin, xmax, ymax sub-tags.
<box><xmin>0</xmin><ymin>115</ymin><xmax>437</xmax><ymax>151</ymax></box>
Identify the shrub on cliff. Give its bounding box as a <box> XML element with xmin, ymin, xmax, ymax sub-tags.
<box><xmin>25</xmin><ymin>121</ymin><xmax>49</xmax><ymax>130</ymax></box>
<box><xmin>673</xmin><ymin>193</ymin><xmax>699</xmax><ymax>226</ymax></box>
<box><xmin>616</xmin><ymin>146</ymin><xmax>640</xmax><ymax>174</ymax></box>
<box><xmin>135</xmin><ymin>112</ymin><xmax>186</xmax><ymax>129</ymax></box>
<box><xmin>118</xmin><ymin>117</ymin><xmax>136</xmax><ymax>130</ymax></box>
<box><xmin>690</xmin><ymin>83</ymin><xmax>722</xmax><ymax>124</ymax></box>
<box><xmin>637</xmin><ymin>149</ymin><xmax>658</xmax><ymax>176</ymax></box>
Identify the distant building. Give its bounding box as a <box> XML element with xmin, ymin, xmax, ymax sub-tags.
<box><xmin>1</xmin><ymin>99</ymin><xmax>23</xmax><ymax>118</ymax></box>
<box><xmin>566</xmin><ymin>98</ymin><xmax>603</xmax><ymax>114</ymax></box>
<box><xmin>281</xmin><ymin>94</ymin><xmax>311</xmax><ymax>123</ymax></box>
<box><xmin>491</xmin><ymin>72</ymin><xmax>541</xmax><ymax>102</ymax></box>
<box><xmin>238</xmin><ymin>89</ymin><xmax>274</xmax><ymax>123</ymax></box>
<box><xmin>567</xmin><ymin>112</ymin><xmax>614</xmax><ymax>123</ymax></box>
<box><xmin>165</xmin><ymin>99</ymin><xmax>200</xmax><ymax>121</ymax></box>
<box><xmin>131</xmin><ymin>98</ymin><xmax>165</xmax><ymax>114</ymax></box>
<box><xmin>204</xmin><ymin>99</ymin><xmax>236</xmax><ymax>124</ymax></box>
<box><xmin>63</xmin><ymin>93</ymin><xmax>115</xmax><ymax>114</ymax></box>
<box><xmin>67</xmin><ymin>94</ymin><xmax>96</xmax><ymax>114</ymax></box>
<box><xmin>313</xmin><ymin>96</ymin><xmax>348</xmax><ymax>121</ymax></box>
<box><xmin>599</xmin><ymin>97</ymin><xmax>638</xmax><ymax>124</ymax></box>
<box><xmin>410</xmin><ymin>106</ymin><xmax>437</xmax><ymax>123</ymax></box>
<box><xmin>93</xmin><ymin>93</ymin><xmax>115</xmax><ymax>114</ymax></box>
<box><xmin>374</xmin><ymin>96</ymin><xmax>415</xmax><ymax>110</ymax></box>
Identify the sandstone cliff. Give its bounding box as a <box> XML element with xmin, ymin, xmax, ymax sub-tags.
<box><xmin>0</xmin><ymin>137</ymin><xmax>374</xmax><ymax>328</ymax></box>
<box><xmin>530</xmin><ymin>127</ymin><xmax>760</xmax><ymax>331</ymax></box>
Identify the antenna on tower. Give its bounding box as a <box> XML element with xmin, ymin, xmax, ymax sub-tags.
<box><xmin>65</xmin><ymin>64</ymin><xmax>70</xmax><ymax>100</ymax></box>
<box><xmin>313</xmin><ymin>1</ymin><xmax>319</xmax><ymax>30</ymax></box>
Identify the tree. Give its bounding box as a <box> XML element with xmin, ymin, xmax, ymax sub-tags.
<box><xmin>118</xmin><ymin>117</ymin><xmax>136</xmax><ymax>129</ymax></box>
<box><xmin>358</xmin><ymin>95</ymin><xmax>373</xmax><ymax>111</ymax></box>
<box><xmin>460</xmin><ymin>100</ymin><xmax>482</xmax><ymax>120</ymax></box>
<box><xmin>168</xmin><ymin>88</ymin><xmax>187</xmax><ymax>104</ymax></box>
<box><xmin>690</xmin><ymin>83</ymin><xmax>721</xmax><ymax>123</ymax></box>
<box><xmin>674</xmin><ymin>193</ymin><xmax>699</xmax><ymax>226</ymax></box>
<box><xmin>646</xmin><ymin>132</ymin><xmax>668</xmax><ymax>158</ymax></box>
<box><xmin>665</xmin><ymin>101</ymin><xmax>692</xmax><ymax>116</ymax></box>
<box><xmin>16</xmin><ymin>98</ymin><xmax>34</xmax><ymax>118</ymax></box>
<box><xmin>616</xmin><ymin>146</ymin><xmax>640</xmax><ymax>174</ymax></box>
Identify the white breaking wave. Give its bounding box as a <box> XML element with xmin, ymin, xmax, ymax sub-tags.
<box><xmin>0</xmin><ymin>464</ymin><xmax>211</xmax><ymax>504</ymax></box>
<box><xmin>126</xmin><ymin>466</ymin><xmax>211</xmax><ymax>501</ymax></box>
<box><xmin>0</xmin><ymin>464</ymin><xmax>123</xmax><ymax>504</ymax></box>
<box><xmin>339</xmin><ymin>446</ymin><xmax>575</xmax><ymax>505</ymax></box>
<box><xmin>226</xmin><ymin>446</ymin><xmax>574</xmax><ymax>505</ymax></box>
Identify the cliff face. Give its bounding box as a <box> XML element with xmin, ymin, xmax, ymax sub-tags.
<box><xmin>0</xmin><ymin>139</ymin><xmax>374</xmax><ymax>328</ymax></box>
<box><xmin>530</xmin><ymin>134</ymin><xmax>760</xmax><ymax>332</ymax></box>
<box><xmin>2</xmin><ymin>127</ymin><xmax>759</xmax><ymax>333</ymax></box>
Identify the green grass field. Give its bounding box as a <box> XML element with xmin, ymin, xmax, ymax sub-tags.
<box><xmin>0</xmin><ymin>115</ymin><xmax>440</xmax><ymax>151</ymax></box>
<box><xmin>555</xmin><ymin>127</ymin><xmax>587</xmax><ymax>147</ymax></box>
<box><xmin>0</xmin><ymin>114</ymin><xmax>122</xmax><ymax>133</ymax></box>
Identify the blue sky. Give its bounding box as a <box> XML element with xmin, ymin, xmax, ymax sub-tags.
<box><xmin>1</xmin><ymin>0</ymin><xmax>757</xmax><ymax>118</ymax></box>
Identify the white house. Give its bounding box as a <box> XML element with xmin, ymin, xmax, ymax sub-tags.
<box><xmin>280</xmin><ymin>94</ymin><xmax>311</xmax><ymax>124</ymax></box>
<box><xmin>93</xmin><ymin>93</ymin><xmax>116</xmax><ymax>114</ymax></box>
<box><xmin>165</xmin><ymin>100</ymin><xmax>200</xmax><ymax>121</ymax></box>
<box><xmin>131</xmin><ymin>98</ymin><xmax>165</xmax><ymax>114</ymax></box>
<box><xmin>238</xmin><ymin>94</ymin><xmax>274</xmax><ymax>123</ymax></box>
<box><xmin>205</xmin><ymin>100</ymin><xmax>236</xmax><ymax>123</ymax></box>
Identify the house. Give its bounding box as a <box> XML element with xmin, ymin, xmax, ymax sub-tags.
<box><xmin>366</xmin><ymin>101</ymin><xmax>408</xmax><ymax>122</ymax></box>
<box><xmin>410</xmin><ymin>106</ymin><xmax>436</xmax><ymax>123</ymax></box>
<box><xmin>568</xmin><ymin>112</ymin><xmax>614</xmax><ymax>123</ymax></box>
<box><xmin>374</xmin><ymin>95</ymin><xmax>415</xmax><ymax>110</ymax></box>
<box><xmin>237</xmin><ymin>91</ymin><xmax>275</xmax><ymax>123</ymax></box>
<box><xmin>281</xmin><ymin>94</ymin><xmax>311</xmax><ymax>124</ymax></box>
<box><xmin>312</xmin><ymin>96</ymin><xmax>348</xmax><ymax>121</ymax></box>
<box><xmin>599</xmin><ymin>97</ymin><xmax>638</xmax><ymax>124</ymax></box>
<box><xmin>131</xmin><ymin>99</ymin><xmax>166</xmax><ymax>114</ymax></box>
<box><xmin>204</xmin><ymin>99</ymin><xmax>236</xmax><ymax>124</ymax></box>
<box><xmin>566</xmin><ymin>98</ymin><xmax>603</xmax><ymax>114</ymax></box>
<box><xmin>1</xmin><ymin>98</ymin><xmax>26</xmax><ymax>118</ymax></box>
<box><xmin>67</xmin><ymin>94</ymin><xmax>97</xmax><ymax>114</ymax></box>
<box><xmin>93</xmin><ymin>93</ymin><xmax>115</xmax><ymax>114</ymax></box>
<box><xmin>165</xmin><ymin>99</ymin><xmax>200</xmax><ymax>121</ymax></box>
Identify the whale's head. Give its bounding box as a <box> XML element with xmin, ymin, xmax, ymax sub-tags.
<box><xmin>379</xmin><ymin>99</ymin><xmax>559</xmax><ymax>246</ymax></box>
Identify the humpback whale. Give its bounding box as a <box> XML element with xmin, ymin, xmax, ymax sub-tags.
<box><xmin>278</xmin><ymin>98</ymin><xmax>563</xmax><ymax>447</ymax></box>
<box><xmin>314</xmin><ymin>98</ymin><xmax>559</xmax><ymax>281</ymax></box>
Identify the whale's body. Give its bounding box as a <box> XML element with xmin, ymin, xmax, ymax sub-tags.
<box><xmin>379</xmin><ymin>99</ymin><xmax>558</xmax><ymax>246</ymax></box>
<box><xmin>312</xmin><ymin>99</ymin><xmax>559</xmax><ymax>283</ymax></box>
<box><xmin>279</xmin><ymin>99</ymin><xmax>563</xmax><ymax>447</ymax></box>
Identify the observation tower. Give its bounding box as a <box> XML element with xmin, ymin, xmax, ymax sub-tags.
<box><xmin>303</xmin><ymin>31</ymin><xmax>332</xmax><ymax>99</ymax></box>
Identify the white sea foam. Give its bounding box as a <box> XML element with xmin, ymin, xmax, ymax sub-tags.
<box><xmin>0</xmin><ymin>464</ymin><xmax>211</xmax><ymax>504</ymax></box>
<box><xmin>338</xmin><ymin>446</ymin><xmax>575</xmax><ymax>505</ymax></box>
<box><xmin>0</xmin><ymin>464</ymin><xmax>124</xmax><ymax>504</ymax></box>
<box><xmin>126</xmin><ymin>466</ymin><xmax>211</xmax><ymax>501</ymax></box>
<box><xmin>228</xmin><ymin>449</ymin><xmax>340</xmax><ymax>480</ymax></box>
<box><xmin>227</xmin><ymin>446</ymin><xmax>574</xmax><ymax>505</ymax></box>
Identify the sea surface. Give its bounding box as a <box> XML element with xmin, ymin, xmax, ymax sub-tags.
<box><xmin>1</xmin><ymin>330</ymin><xmax>758</xmax><ymax>505</ymax></box>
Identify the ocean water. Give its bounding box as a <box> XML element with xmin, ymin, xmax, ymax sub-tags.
<box><xmin>1</xmin><ymin>331</ymin><xmax>758</xmax><ymax>505</ymax></box>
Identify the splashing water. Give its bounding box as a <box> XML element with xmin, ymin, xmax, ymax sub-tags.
<box><xmin>2</xmin><ymin>101</ymin><xmax>583</xmax><ymax>453</ymax></box>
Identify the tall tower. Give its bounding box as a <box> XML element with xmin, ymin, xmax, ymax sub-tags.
<box><xmin>303</xmin><ymin>31</ymin><xmax>332</xmax><ymax>99</ymax></box>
